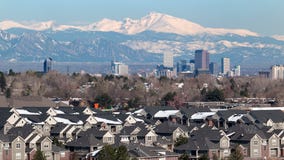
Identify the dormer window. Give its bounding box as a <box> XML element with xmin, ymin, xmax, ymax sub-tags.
<box><xmin>271</xmin><ymin>139</ymin><xmax>277</xmax><ymax>145</ymax></box>
<box><xmin>16</xmin><ymin>143</ymin><xmax>20</xmax><ymax>149</ymax></box>
<box><xmin>43</xmin><ymin>142</ymin><xmax>49</xmax><ymax>149</ymax></box>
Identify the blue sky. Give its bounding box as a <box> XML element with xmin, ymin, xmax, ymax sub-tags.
<box><xmin>0</xmin><ymin>0</ymin><xmax>283</xmax><ymax>36</ymax></box>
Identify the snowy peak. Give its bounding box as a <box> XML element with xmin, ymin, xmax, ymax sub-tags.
<box><xmin>0</xmin><ymin>20</ymin><xmax>55</xmax><ymax>31</ymax></box>
<box><xmin>91</xmin><ymin>18</ymin><xmax>122</xmax><ymax>32</ymax></box>
<box><xmin>272</xmin><ymin>35</ymin><xmax>284</xmax><ymax>41</ymax></box>
<box><xmin>0</xmin><ymin>20</ymin><xmax>28</xmax><ymax>30</ymax></box>
<box><xmin>139</xmin><ymin>12</ymin><xmax>205</xmax><ymax>35</ymax></box>
<box><xmin>0</xmin><ymin>12</ymin><xmax>259</xmax><ymax>36</ymax></box>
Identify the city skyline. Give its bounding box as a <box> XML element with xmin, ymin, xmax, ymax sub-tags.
<box><xmin>1</xmin><ymin>0</ymin><xmax>284</xmax><ymax>36</ymax></box>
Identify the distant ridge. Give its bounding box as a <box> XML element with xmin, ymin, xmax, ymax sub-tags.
<box><xmin>0</xmin><ymin>12</ymin><xmax>258</xmax><ymax>37</ymax></box>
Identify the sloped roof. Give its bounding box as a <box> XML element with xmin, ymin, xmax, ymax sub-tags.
<box><xmin>180</xmin><ymin>106</ymin><xmax>211</xmax><ymax>117</ymax></box>
<box><xmin>144</xmin><ymin>106</ymin><xmax>176</xmax><ymax>116</ymax></box>
<box><xmin>0</xmin><ymin>107</ymin><xmax>13</xmax><ymax>129</ymax></box>
<box><xmin>154</xmin><ymin>121</ymin><xmax>189</xmax><ymax>134</ymax></box>
<box><xmin>128</xmin><ymin>144</ymin><xmax>179</xmax><ymax>158</ymax></box>
<box><xmin>50</xmin><ymin>123</ymin><xmax>68</xmax><ymax>134</ymax></box>
<box><xmin>190</xmin><ymin>127</ymin><xmax>223</xmax><ymax>141</ymax></box>
<box><xmin>216</xmin><ymin>110</ymin><xmax>247</xmax><ymax>120</ymax></box>
<box><xmin>227</xmin><ymin>124</ymin><xmax>267</xmax><ymax>141</ymax></box>
<box><xmin>66</xmin><ymin>134</ymin><xmax>103</xmax><ymax>147</ymax></box>
<box><xmin>78</xmin><ymin>127</ymin><xmax>108</xmax><ymax>138</ymax></box>
<box><xmin>174</xmin><ymin>136</ymin><xmax>218</xmax><ymax>151</ymax></box>
<box><xmin>249</xmin><ymin>110</ymin><xmax>284</xmax><ymax>123</ymax></box>
<box><xmin>7</xmin><ymin>124</ymin><xmax>35</xmax><ymax>139</ymax></box>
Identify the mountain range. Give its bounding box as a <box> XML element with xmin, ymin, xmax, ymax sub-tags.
<box><xmin>0</xmin><ymin>12</ymin><xmax>283</xmax><ymax>68</ymax></box>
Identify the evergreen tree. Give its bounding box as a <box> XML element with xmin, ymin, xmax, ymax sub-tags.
<box><xmin>5</xmin><ymin>88</ymin><xmax>11</xmax><ymax>98</ymax></box>
<box><xmin>198</xmin><ymin>154</ymin><xmax>209</xmax><ymax>160</ymax></box>
<box><xmin>97</xmin><ymin>145</ymin><xmax>116</xmax><ymax>160</ymax></box>
<box><xmin>212</xmin><ymin>153</ymin><xmax>218</xmax><ymax>160</ymax></box>
<box><xmin>178</xmin><ymin>153</ymin><xmax>189</xmax><ymax>160</ymax></box>
<box><xmin>116</xmin><ymin>145</ymin><xmax>130</xmax><ymax>160</ymax></box>
<box><xmin>161</xmin><ymin>92</ymin><xmax>176</xmax><ymax>106</ymax></box>
<box><xmin>229</xmin><ymin>146</ymin><xmax>244</xmax><ymax>160</ymax></box>
<box><xmin>205</xmin><ymin>88</ymin><xmax>225</xmax><ymax>101</ymax></box>
<box><xmin>0</xmin><ymin>72</ymin><xmax>6</xmax><ymax>92</ymax></box>
<box><xmin>33</xmin><ymin>150</ymin><xmax>46</xmax><ymax>160</ymax></box>
<box><xmin>95</xmin><ymin>93</ymin><xmax>113</xmax><ymax>108</ymax></box>
<box><xmin>174</xmin><ymin>136</ymin><xmax>188</xmax><ymax>147</ymax></box>
<box><xmin>97</xmin><ymin>145</ymin><xmax>130</xmax><ymax>160</ymax></box>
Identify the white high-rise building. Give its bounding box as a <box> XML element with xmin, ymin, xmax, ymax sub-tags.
<box><xmin>271</xmin><ymin>65</ymin><xmax>284</xmax><ymax>79</ymax></box>
<box><xmin>163</xmin><ymin>52</ymin><xmax>173</xmax><ymax>68</ymax></box>
<box><xmin>221</xmin><ymin>57</ymin><xmax>230</xmax><ymax>75</ymax></box>
<box><xmin>111</xmin><ymin>61</ymin><xmax>128</xmax><ymax>76</ymax></box>
<box><xmin>234</xmin><ymin>65</ymin><xmax>241</xmax><ymax>76</ymax></box>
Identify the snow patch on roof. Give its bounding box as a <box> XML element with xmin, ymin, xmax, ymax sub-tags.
<box><xmin>24</xmin><ymin>118</ymin><xmax>33</xmax><ymax>124</ymax></box>
<box><xmin>54</xmin><ymin>109</ymin><xmax>65</xmax><ymax>114</ymax></box>
<box><xmin>16</xmin><ymin>109</ymin><xmax>41</xmax><ymax>115</ymax></box>
<box><xmin>227</xmin><ymin>114</ymin><xmax>244</xmax><ymax>122</ymax></box>
<box><xmin>134</xmin><ymin>109</ymin><xmax>144</xmax><ymax>114</ymax></box>
<box><xmin>54</xmin><ymin>117</ymin><xmax>83</xmax><ymax>125</ymax></box>
<box><xmin>95</xmin><ymin>117</ymin><xmax>122</xmax><ymax>125</ymax></box>
<box><xmin>154</xmin><ymin>110</ymin><xmax>179</xmax><ymax>118</ymax></box>
<box><xmin>251</xmin><ymin>107</ymin><xmax>284</xmax><ymax>111</ymax></box>
<box><xmin>190</xmin><ymin>112</ymin><xmax>215</xmax><ymax>120</ymax></box>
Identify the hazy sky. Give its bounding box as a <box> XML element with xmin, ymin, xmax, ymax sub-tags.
<box><xmin>0</xmin><ymin>0</ymin><xmax>283</xmax><ymax>36</ymax></box>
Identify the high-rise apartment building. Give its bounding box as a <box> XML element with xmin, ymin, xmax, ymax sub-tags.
<box><xmin>163</xmin><ymin>52</ymin><xmax>174</xmax><ymax>68</ymax></box>
<box><xmin>221</xmin><ymin>57</ymin><xmax>230</xmax><ymax>75</ymax></box>
<box><xmin>111</xmin><ymin>61</ymin><xmax>128</xmax><ymax>76</ymax></box>
<box><xmin>43</xmin><ymin>57</ymin><xmax>52</xmax><ymax>73</ymax></box>
<box><xmin>271</xmin><ymin>65</ymin><xmax>284</xmax><ymax>79</ymax></box>
<box><xmin>194</xmin><ymin>50</ymin><xmax>209</xmax><ymax>70</ymax></box>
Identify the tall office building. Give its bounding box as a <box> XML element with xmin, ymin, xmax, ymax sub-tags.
<box><xmin>163</xmin><ymin>52</ymin><xmax>174</xmax><ymax>68</ymax></box>
<box><xmin>209</xmin><ymin>62</ymin><xmax>218</xmax><ymax>75</ymax></box>
<box><xmin>221</xmin><ymin>57</ymin><xmax>230</xmax><ymax>75</ymax></box>
<box><xmin>195</xmin><ymin>50</ymin><xmax>209</xmax><ymax>70</ymax></box>
<box><xmin>194</xmin><ymin>50</ymin><xmax>209</xmax><ymax>76</ymax></box>
<box><xmin>111</xmin><ymin>61</ymin><xmax>129</xmax><ymax>76</ymax></box>
<box><xmin>43</xmin><ymin>57</ymin><xmax>52</xmax><ymax>73</ymax></box>
<box><xmin>271</xmin><ymin>65</ymin><xmax>284</xmax><ymax>79</ymax></box>
<box><xmin>177</xmin><ymin>60</ymin><xmax>188</xmax><ymax>73</ymax></box>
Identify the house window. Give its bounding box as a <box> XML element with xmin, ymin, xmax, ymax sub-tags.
<box><xmin>271</xmin><ymin>139</ymin><xmax>277</xmax><ymax>145</ymax></box>
<box><xmin>147</xmin><ymin>136</ymin><xmax>152</xmax><ymax>141</ymax></box>
<box><xmin>221</xmin><ymin>139</ymin><xmax>228</xmax><ymax>147</ymax></box>
<box><xmin>253</xmin><ymin>141</ymin><xmax>258</xmax><ymax>145</ymax></box>
<box><xmin>16</xmin><ymin>143</ymin><xmax>20</xmax><ymax>149</ymax></box>
<box><xmin>253</xmin><ymin>149</ymin><xmax>259</xmax><ymax>155</ymax></box>
<box><xmin>107</xmin><ymin>137</ymin><xmax>112</xmax><ymax>142</ymax></box>
<box><xmin>16</xmin><ymin>153</ymin><xmax>21</xmax><ymax>159</ymax></box>
<box><xmin>60</xmin><ymin>152</ymin><xmax>65</xmax><ymax>157</ymax></box>
<box><xmin>43</xmin><ymin>142</ymin><xmax>49</xmax><ymax>149</ymax></box>
<box><xmin>243</xmin><ymin>149</ymin><xmax>247</xmax><ymax>156</ymax></box>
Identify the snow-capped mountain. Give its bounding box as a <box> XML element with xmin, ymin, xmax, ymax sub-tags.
<box><xmin>272</xmin><ymin>35</ymin><xmax>284</xmax><ymax>41</ymax></box>
<box><xmin>0</xmin><ymin>12</ymin><xmax>258</xmax><ymax>36</ymax></box>
<box><xmin>0</xmin><ymin>12</ymin><xmax>284</xmax><ymax>68</ymax></box>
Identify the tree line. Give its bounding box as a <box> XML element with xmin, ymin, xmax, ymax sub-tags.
<box><xmin>1</xmin><ymin>70</ymin><xmax>284</xmax><ymax>108</ymax></box>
